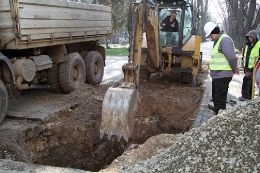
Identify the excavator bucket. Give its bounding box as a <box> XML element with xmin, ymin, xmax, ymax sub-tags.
<box><xmin>100</xmin><ymin>86</ymin><xmax>139</xmax><ymax>142</ymax></box>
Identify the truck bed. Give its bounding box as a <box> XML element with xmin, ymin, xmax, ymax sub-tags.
<box><xmin>0</xmin><ymin>0</ymin><xmax>112</xmax><ymax>50</ymax></box>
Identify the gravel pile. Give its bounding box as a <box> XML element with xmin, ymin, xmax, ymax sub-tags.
<box><xmin>120</xmin><ymin>98</ymin><xmax>260</xmax><ymax>173</ymax></box>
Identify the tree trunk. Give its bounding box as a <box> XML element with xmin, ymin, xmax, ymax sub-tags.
<box><xmin>216</xmin><ymin>0</ymin><xmax>260</xmax><ymax>51</ymax></box>
<box><xmin>105</xmin><ymin>39</ymin><xmax>109</xmax><ymax>49</ymax></box>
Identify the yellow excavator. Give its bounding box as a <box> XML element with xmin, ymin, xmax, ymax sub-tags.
<box><xmin>100</xmin><ymin>0</ymin><xmax>202</xmax><ymax>142</ymax></box>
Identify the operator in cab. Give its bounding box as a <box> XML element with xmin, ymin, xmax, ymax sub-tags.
<box><xmin>160</xmin><ymin>11</ymin><xmax>179</xmax><ymax>32</ymax></box>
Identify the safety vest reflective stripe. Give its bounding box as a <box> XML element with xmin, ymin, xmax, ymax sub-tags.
<box><xmin>211</xmin><ymin>62</ymin><xmax>230</xmax><ymax>65</ymax></box>
<box><xmin>248</xmin><ymin>57</ymin><xmax>255</xmax><ymax>66</ymax></box>
<box><xmin>210</xmin><ymin>34</ymin><xmax>233</xmax><ymax>70</ymax></box>
<box><xmin>211</xmin><ymin>55</ymin><xmax>225</xmax><ymax>58</ymax></box>
<box><xmin>210</xmin><ymin>61</ymin><xmax>231</xmax><ymax>70</ymax></box>
<box><xmin>243</xmin><ymin>41</ymin><xmax>260</xmax><ymax>68</ymax></box>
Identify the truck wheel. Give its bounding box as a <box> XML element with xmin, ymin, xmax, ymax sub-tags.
<box><xmin>0</xmin><ymin>79</ymin><xmax>8</xmax><ymax>123</ymax></box>
<box><xmin>48</xmin><ymin>63</ymin><xmax>63</xmax><ymax>93</ymax></box>
<box><xmin>140</xmin><ymin>69</ymin><xmax>151</xmax><ymax>80</ymax></box>
<box><xmin>84</xmin><ymin>51</ymin><xmax>104</xmax><ymax>85</ymax></box>
<box><xmin>79</xmin><ymin>51</ymin><xmax>88</xmax><ymax>59</ymax></box>
<box><xmin>59</xmin><ymin>53</ymin><xmax>86</xmax><ymax>93</ymax></box>
<box><xmin>181</xmin><ymin>72</ymin><xmax>192</xmax><ymax>84</ymax></box>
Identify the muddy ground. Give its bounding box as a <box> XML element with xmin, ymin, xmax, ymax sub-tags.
<box><xmin>0</xmin><ymin>64</ymin><xmax>208</xmax><ymax>172</ymax></box>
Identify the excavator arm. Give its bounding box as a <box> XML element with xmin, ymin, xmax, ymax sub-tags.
<box><xmin>100</xmin><ymin>0</ymin><xmax>159</xmax><ymax>142</ymax></box>
<box><xmin>124</xmin><ymin>0</ymin><xmax>159</xmax><ymax>88</ymax></box>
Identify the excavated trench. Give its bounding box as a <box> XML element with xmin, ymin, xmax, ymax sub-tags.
<box><xmin>0</xmin><ymin>69</ymin><xmax>207</xmax><ymax>172</ymax></box>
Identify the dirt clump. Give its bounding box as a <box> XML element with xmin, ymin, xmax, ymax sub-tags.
<box><xmin>0</xmin><ymin>65</ymin><xmax>208</xmax><ymax>171</ymax></box>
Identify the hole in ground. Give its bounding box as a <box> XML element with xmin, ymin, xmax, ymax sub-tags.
<box><xmin>0</xmin><ymin>73</ymin><xmax>206</xmax><ymax>171</ymax></box>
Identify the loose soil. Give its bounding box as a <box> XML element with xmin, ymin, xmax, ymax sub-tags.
<box><xmin>0</xmin><ymin>64</ymin><xmax>209</xmax><ymax>172</ymax></box>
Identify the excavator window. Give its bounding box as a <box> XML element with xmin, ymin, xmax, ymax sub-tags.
<box><xmin>182</xmin><ymin>5</ymin><xmax>193</xmax><ymax>44</ymax></box>
<box><xmin>159</xmin><ymin>8</ymin><xmax>182</xmax><ymax>47</ymax></box>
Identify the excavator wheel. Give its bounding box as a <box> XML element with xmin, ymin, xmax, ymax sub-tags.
<box><xmin>140</xmin><ymin>68</ymin><xmax>151</xmax><ymax>80</ymax></box>
<box><xmin>100</xmin><ymin>84</ymin><xmax>138</xmax><ymax>142</ymax></box>
<box><xmin>0</xmin><ymin>79</ymin><xmax>8</xmax><ymax>123</ymax></box>
<box><xmin>59</xmin><ymin>52</ymin><xmax>86</xmax><ymax>93</ymax></box>
<box><xmin>181</xmin><ymin>72</ymin><xmax>192</xmax><ymax>84</ymax></box>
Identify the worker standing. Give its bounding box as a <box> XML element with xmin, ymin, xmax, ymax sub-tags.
<box><xmin>204</xmin><ymin>22</ymin><xmax>239</xmax><ymax>115</ymax></box>
<box><xmin>239</xmin><ymin>30</ymin><xmax>260</xmax><ymax>101</ymax></box>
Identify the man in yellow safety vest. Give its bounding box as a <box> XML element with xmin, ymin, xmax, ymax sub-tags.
<box><xmin>204</xmin><ymin>22</ymin><xmax>239</xmax><ymax>115</ymax></box>
<box><xmin>239</xmin><ymin>30</ymin><xmax>260</xmax><ymax>101</ymax></box>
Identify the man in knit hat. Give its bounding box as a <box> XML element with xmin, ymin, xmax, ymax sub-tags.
<box><xmin>204</xmin><ymin>22</ymin><xmax>239</xmax><ymax>114</ymax></box>
<box><xmin>239</xmin><ymin>30</ymin><xmax>260</xmax><ymax>101</ymax></box>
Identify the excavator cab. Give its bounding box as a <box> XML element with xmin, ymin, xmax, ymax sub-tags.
<box><xmin>158</xmin><ymin>0</ymin><xmax>195</xmax><ymax>50</ymax></box>
<box><xmin>158</xmin><ymin>0</ymin><xmax>195</xmax><ymax>49</ymax></box>
<box><xmin>159</xmin><ymin>1</ymin><xmax>201</xmax><ymax>86</ymax></box>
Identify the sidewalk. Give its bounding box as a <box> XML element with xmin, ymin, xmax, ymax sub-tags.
<box><xmin>193</xmin><ymin>60</ymin><xmax>259</xmax><ymax>127</ymax></box>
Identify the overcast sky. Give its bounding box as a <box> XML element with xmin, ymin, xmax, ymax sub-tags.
<box><xmin>208</xmin><ymin>0</ymin><xmax>224</xmax><ymax>24</ymax></box>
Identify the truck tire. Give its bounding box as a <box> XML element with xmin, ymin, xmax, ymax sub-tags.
<box><xmin>59</xmin><ymin>53</ymin><xmax>86</xmax><ymax>93</ymax></box>
<box><xmin>48</xmin><ymin>63</ymin><xmax>63</xmax><ymax>93</ymax></box>
<box><xmin>181</xmin><ymin>72</ymin><xmax>192</xmax><ymax>84</ymax></box>
<box><xmin>0</xmin><ymin>79</ymin><xmax>8</xmax><ymax>123</ymax></box>
<box><xmin>140</xmin><ymin>69</ymin><xmax>151</xmax><ymax>80</ymax></box>
<box><xmin>84</xmin><ymin>51</ymin><xmax>104</xmax><ymax>85</ymax></box>
<box><xmin>79</xmin><ymin>51</ymin><xmax>88</xmax><ymax>59</ymax></box>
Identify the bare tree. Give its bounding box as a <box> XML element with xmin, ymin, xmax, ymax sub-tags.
<box><xmin>190</xmin><ymin>0</ymin><xmax>212</xmax><ymax>41</ymax></box>
<box><xmin>214</xmin><ymin>0</ymin><xmax>260</xmax><ymax>50</ymax></box>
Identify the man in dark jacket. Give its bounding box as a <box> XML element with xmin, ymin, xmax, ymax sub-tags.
<box><xmin>204</xmin><ymin>22</ymin><xmax>239</xmax><ymax>115</ymax></box>
<box><xmin>239</xmin><ymin>30</ymin><xmax>260</xmax><ymax>101</ymax></box>
<box><xmin>160</xmin><ymin>11</ymin><xmax>179</xmax><ymax>32</ymax></box>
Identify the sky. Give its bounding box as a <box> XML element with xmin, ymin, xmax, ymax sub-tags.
<box><xmin>208</xmin><ymin>0</ymin><xmax>224</xmax><ymax>24</ymax></box>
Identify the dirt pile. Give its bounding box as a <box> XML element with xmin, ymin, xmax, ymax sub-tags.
<box><xmin>103</xmin><ymin>98</ymin><xmax>260</xmax><ymax>173</ymax></box>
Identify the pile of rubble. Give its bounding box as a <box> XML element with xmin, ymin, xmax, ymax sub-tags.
<box><xmin>104</xmin><ymin>98</ymin><xmax>260</xmax><ymax>173</ymax></box>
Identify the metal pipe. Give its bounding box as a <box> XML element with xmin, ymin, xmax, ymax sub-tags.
<box><xmin>16</xmin><ymin>76</ymin><xmax>29</xmax><ymax>90</ymax></box>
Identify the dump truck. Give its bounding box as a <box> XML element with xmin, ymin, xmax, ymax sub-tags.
<box><xmin>0</xmin><ymin>0</ymin><xmax>112</xmax><ymax>122</ymax></box>
<box><xmin>100</xmin><ymin>0</ymin><xmax>201</xmax><ymax>142</ymax></box>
